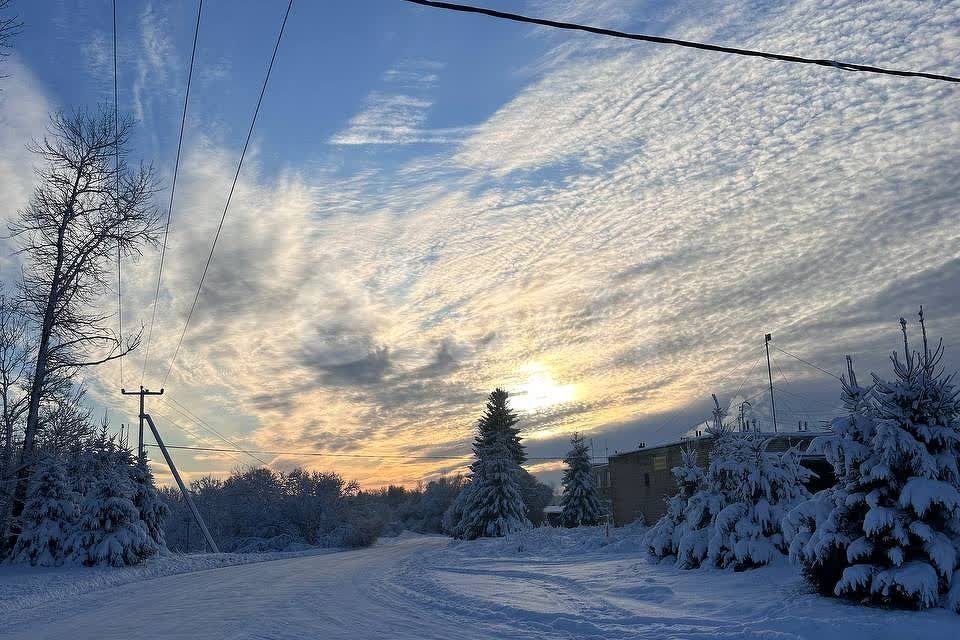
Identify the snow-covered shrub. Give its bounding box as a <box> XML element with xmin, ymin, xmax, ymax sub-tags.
<box><xmin>643</xmin><ymin>447</ymin><xmax>704</xmax><ymax>559</ymax></box>
<box><xmin>67</xmin><ymin>447</ymin><xmax>158</xmax><ymax>567</ymax></box>
<box><xmin>130</xmin><ymin>452</ymin><xmax>169</xmax><ymax>551</ymax></box>
<box><xmin>707</xmin><ymin>436</ymin><xmax>811</xmax><ymax>570</ymax></box>
<box><xmin>560</xmin><ymin>432</ymin><xmax>603</xmax><ymax>527</ymax></box>
<box><xmin>648</xmin><ymin>395</ymin><xmax>811</xmax><ymax>570</ymax></box>
<box><xmin>10</xmin><ymin>458</ymin><xmax>77</xmax><ymax>566</ymax></box>
<box><xmin>319</xmin><ymin>503</ymin><xmax>386</xmax><ymax>548</ymax></box>
<box><xmin>786</xmin><ymin>313</ymin><xmax>960</xmax><ymax>611</ymax></box>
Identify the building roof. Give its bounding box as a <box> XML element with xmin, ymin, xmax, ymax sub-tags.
<box><xmin>610</xmin><ymin>429</ymin><xmax>826</xmax><ymax>460</ymax></box>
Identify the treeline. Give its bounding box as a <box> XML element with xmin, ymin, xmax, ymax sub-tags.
<box><xmin>162</xmin><ymin>463</ymin><xmax>555</xmax><ymax>553</ymax></box>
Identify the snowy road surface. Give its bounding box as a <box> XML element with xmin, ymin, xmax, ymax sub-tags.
<box><xmin>3</xmin><ymin>537</ymin><xmax>457</xmax><ymax>640</ymax></box>
<box><xmin>3</xmin><ymin>531</ymin><xmax>958</xmax><ymax>639</ymax></box>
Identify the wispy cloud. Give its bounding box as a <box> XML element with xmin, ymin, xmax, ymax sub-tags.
<box><xmin>5</xmin><ymin>1</ymin><xmax>959</xmax><ymax>488</ymax></box>
<box><xmin>330</xmin><ymin>59</ymin><xmax>474</xmax><ymax>145</ymax></box>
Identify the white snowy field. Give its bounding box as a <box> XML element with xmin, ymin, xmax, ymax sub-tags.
<box><xmin>2</xmin><ymin>528</ymin><xmax>958</xmax><ymax>639</ymax></box>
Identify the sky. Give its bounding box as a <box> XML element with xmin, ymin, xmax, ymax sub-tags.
<box><xmin>0</xmin><ymin>0</ymin><xmax>958</xmax><ymax>489</ymax></box>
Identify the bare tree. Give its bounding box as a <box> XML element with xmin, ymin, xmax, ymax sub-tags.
<box><xmin>0</xmin><ymin>0</ymin><xmax>21</xmax><ymax>75</ymax></box>
<box><xmin>3</xmin><ymin>107</ymin><xmax>161</xmax><ymax>549</ymax></box>
<box><xmin>0</xmin><ymin>289</ymin><xmax>29</xmax><ymax>471</ymax></box>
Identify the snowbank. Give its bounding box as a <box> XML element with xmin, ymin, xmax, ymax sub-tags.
<box><xmin>393</xmin><ymin>527</ymin><xmax>958</xmax><ymax>639</ymax></box>
<box><xmin>445</xmin><ymin>522</ymin><xmax>647</xmax><ymax>558</ymax></box>
<box><xmin>0</xmin><ymin>546</ymin><xmax>340</xmax><ymax>614</ymax></box>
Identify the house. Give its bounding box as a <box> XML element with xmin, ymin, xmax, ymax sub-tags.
<box><xmin>607</xmin><ymin>431</ymin><xmax>834</xmax><ymax>526</ymax></box>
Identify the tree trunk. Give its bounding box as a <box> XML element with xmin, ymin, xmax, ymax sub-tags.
<box><xmin>3</xmin><ymin>219</ymin><xmax>64</xmax><ymax>552</ymax></box>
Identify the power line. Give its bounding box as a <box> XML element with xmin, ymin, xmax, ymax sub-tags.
<box><xmin>112</xmin><ymin>0</ymin><xmax>123</xmax><ymax>387</ymax></box>
<box><xmin>399</xmin><ymin>0</ymin><xmax>960</xmax><ymax>84</ymax></box>
<box><xmin>162</xmin><ymin>0</ymin><xmax>294</xmax><ymax>388</ymax></box>
<box><xmin>773</xmin><ymin>345</ymin><xmax>842</xmax><ymax>381</ymax></box>
<box><xmin>161</xmin><ymin>396</ymin><xmax>269</xmax><ymax>467</ymax></box>
<box><xmin>145</xmin><ymin>443</ymin><xmax>565</xmax><ymax>462</ymax></box>
<box><xmin>141</xmin><ymin>0</ymin><xmax>203</xmax><ymax>386</ymax></box>
<box><xmin>150</xmin><ymin>410</ymin><xmax>249</xmax><ymax>468</ymax></box>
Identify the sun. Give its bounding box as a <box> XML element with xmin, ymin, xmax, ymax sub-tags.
<box><xmin>510</xmin><ymin>363</ymin><xmax>577</xmax><ymax>413</ymax></box>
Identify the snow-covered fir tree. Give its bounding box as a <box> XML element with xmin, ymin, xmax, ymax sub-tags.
<box><xmin>130</xmin><ymin>452</ymin><xmax>169</xmax><ymax>551</ymax></box>
<box><xmin>643</xmin><ymin>447</ymin><xmax>704</xmax><ymax>559</ymax></box>
<box><xmin>560</xmin><ymin>432</ymin><xmax>603</xmax><ymax>527</ymax></box>
<box><xmin>707</xmin><ymin>434</ymin><xmax>811</xmax><ymax>570</ymax></box>
<box><xmin>785</xmin><ymin>312</ymin><xmax>960</xmax><ymax>611</ymax></box>
<box><xmin>10</xmin><ymin>457</ymin><xmax>76</xmax><ymax>566</ymax></box>
<box><xmin>67</xmin><ymin>444</ymin><xmax>158</xmax><ymax>566</ymax></box>
<box><xmin>675</xmin><ymin>397</ymin><xmax>734</xmax><ymax>568</ymax></box>
<box><xmin>783</xmin><ymin>355</ymin><xmax>877</xmax><ymax>594</ymax></box>
<box><xmin>475</xmin><ymin>388</ymin><xmax>525</xmax><ymax>465</ymax></box>
<box><xmin>444</xmin><ymin>389</ymin><xmax>530</xmax><ymax>539</ymax></box>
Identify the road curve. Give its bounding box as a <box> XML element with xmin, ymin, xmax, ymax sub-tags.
<box><xmin>3</xmin><ymin>537</ymin><xmax>490</xmax><ymax>640</ymax></box>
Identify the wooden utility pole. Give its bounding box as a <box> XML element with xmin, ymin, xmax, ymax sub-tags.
<box><xmin>121</xmin><ymin>386</ymin><xmax>164</xmax><ymax>458</ymax></box>
<box><xmin>764</xmin><ymin>333</ymin><xmax>778</xmax><ymax>433</ymax></box>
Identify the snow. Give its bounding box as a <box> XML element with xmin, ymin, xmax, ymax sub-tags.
<box><xmin>3</xmin><ymin>529</ymin><xmax>958</xmax><ymax>639</ymax></box>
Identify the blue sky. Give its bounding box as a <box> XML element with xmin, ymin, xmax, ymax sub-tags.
<box><xmin>1</xmin><ymin>0</ymin><xmax>958</xmax><ymax>487</ymax></box>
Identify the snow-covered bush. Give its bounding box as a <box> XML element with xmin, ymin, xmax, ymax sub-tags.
<box><xmin>785</xmin><ymin>313</ymin><xmax>960</xmax><ymax>611</ymax></box>
<box><xmin>9</xmin><ymin>458</ymin><xmax>76</xmax><ymax>566</ymax></box>
<box><xmin>67</xmin><ymin>446</ymin><xmax>159</xmax><ymax>567</ymax></box>
<box><xmin>707</xmin><ymin>436</ymin><xmax>811</xmax><ymax>570</ymax></box>
<box><xmin>560</xmin><ymin>432</ymin><xmax>603</xmax><ymax>527</ymax></box>
<box><xmin>647</xmin><ymin>396</ymin><xmax>811</xmax><ymax>570</ymax></box>
<box><xmin>643</xmin><ymin>447</ymin><xmax>704</xmax><ymax>559</ymax></box>
<box><xmin>130</xmin><ymin>452</ymin><xmax>169</xmax><ymax>551</ymax></box>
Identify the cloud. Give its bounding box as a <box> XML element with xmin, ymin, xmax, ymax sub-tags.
<box><xmin>9</xmin><ymin>0</ymin><xmax>956</xmax><ymax>489</ymax></box>
<box><xmin>330</xmin><ymin>59</ymin><xmax>474</xmax><ymax>145</ymax></box>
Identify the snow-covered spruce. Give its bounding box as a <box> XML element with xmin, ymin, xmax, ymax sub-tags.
<box><xmin>785</xmin><ymin>313</ymin><xmax>960</xmax><ymax>611</ymax></box>
<box><xmin>9</xmin><ymin>458</ymin><xmax>77</xmax><ymax>566</ymax></box>
<box><xmin>444</xmin><ymin>389</ymin><xmax>530</xmax><ymax>539</ymax></box>
<box><xmin>707</xmin><ymin>434</ymin><xmax>811</xmax><ymax>570</ymax></box>
<box><xmin>67</xmin><ymin>446</ymin><xmax>159</xmax><ymax>567</ymax></box>
<box><xmin>643</xmin><ymin>447</ymin><xmax>704</xmax><ymax>559</ymax></box>
<box><xmin>559</xmin><ymin>432</ymin><xmax>603</xmax><ymax>527</ymax></box>
<box><xmin>675</xmin><ymin>397</ymin><xmax>734</xmax><ymax>569</ymax></box>
<box><xmin>648</xmin><ymin>396</ymin><xmax>811</xmax><ymax>570</ymax></box>
<box><xmin>130</xmin><ymin>452</ymin><xmax>169</xmax><ymax>550</ymax></box>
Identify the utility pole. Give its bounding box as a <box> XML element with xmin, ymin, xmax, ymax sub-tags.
<box><xmin>764</xmin><ymin>333</ymin><xmax>778</xmax><ymax>433</ymax></box>
<box><xmin>121</xmin><ymin>385</ymin><xmax>164</xmax><ymax>458</ymax></box>
<box><xmin>120</xmin><ymin>386</ymin><xmax>219</xmax><ymax>553</ymax></box>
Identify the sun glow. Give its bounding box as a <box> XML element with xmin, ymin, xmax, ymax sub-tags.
<box><xmin>510</xmin><ymin>363</ymin><xmax>578</xmax><ymax>413</ymax></box>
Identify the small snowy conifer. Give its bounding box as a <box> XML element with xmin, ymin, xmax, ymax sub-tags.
<box><xmin>707</xmin><ymin>435</ymin><xmax>811</xmax><ymax>570</ymax></box>
<box><xmin>675</xmin><ymin>397</ymin><xmax>734</xmax><ymax>568</ymax></box>
<box><xmin>10</xmin><ymin>458</ymin><xmax>76</xmax><ymax>566</ymax></box>
<box><xmin>560</xmin><ymin>432</ymin><xmax>603</xmax><ymax>527</ymax></box>
<box><xmin>643</xmin><ymin>447</ymin><xmax>704</xmax><ymax>558</ymax></box>
<box><xmin>786</xmin><ymin>311</ymin><xmax>960</xmax><ymax>610</ymax></box>
<box><xmin>67</xmin><ymin>444</ymin><xmax>158</xmax><ymax>566</ymax></box>
<box><xmin>130</xmin><ymin>452</ymin><xmax>169</xmax><ymax>550</ymax></box>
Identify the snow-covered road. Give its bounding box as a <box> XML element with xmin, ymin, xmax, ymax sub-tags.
<box><xmin>3</xmin><ymin>531</ymin><xmax>957</xmax><ymax>639</ymax></box>
<box><xmin>3</xmin><ymin>537</ymin><xmax>459</xmax><ymax>640</ymax></box>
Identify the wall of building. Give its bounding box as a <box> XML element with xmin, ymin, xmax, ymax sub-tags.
<box><xmin>608</xmin><ymin>433</ymin><xmax>831</xmax><ymax>526</ymax></box>
<box><xmin>608</xmin><ymin>438</ymin><xmax>712</xmax><ymax>526</ymax></box>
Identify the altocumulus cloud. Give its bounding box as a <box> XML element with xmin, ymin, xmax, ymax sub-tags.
<box><xmin>4</xmin><ymin>0</ymin><xmax>958</xmax><ymax>487</ymax></box>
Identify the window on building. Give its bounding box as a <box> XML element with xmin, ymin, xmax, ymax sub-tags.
<box><xmin>644</xmin><ymin>472</ymin><xmax>650</xmax><ymax>487</ymax></box>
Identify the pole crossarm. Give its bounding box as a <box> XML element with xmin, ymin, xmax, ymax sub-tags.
<box><xmin>121</xmin><ymin>385</ymin><xmax>164</xmax><ymax>459</ymax></box>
